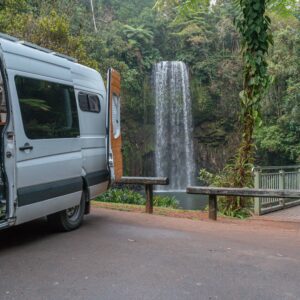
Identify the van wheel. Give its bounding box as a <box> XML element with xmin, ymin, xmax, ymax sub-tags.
<box><xmin>47</xmin><ymin>191</ymin><xmax>86</xmax><ymax>232</ymax></box>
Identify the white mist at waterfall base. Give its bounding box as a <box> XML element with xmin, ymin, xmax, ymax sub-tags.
<box><xmin>154</xmin><ymin>61</ymin><xmax>196</xmax><ymax>191</ymax></box>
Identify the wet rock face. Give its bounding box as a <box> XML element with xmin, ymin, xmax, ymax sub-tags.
<box><xmin>194</xmin><ymin>125</ymin><xmax>240</xmax><ymax>172</ymax></box>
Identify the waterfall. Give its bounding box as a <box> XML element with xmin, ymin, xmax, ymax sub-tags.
<box><xmin>154</xmin><ymin>61</ymin><xmax>195</xmax><ymax>190</ymax></box>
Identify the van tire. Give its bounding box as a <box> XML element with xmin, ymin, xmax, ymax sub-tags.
<box><xmin>47</xmin><ymin>191</ymin><xmax>86</xmax><ymax>232</ymax></box>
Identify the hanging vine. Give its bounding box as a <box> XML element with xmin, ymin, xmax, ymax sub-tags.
<box><xmin>233</xmin><ymin>0</ymin><xmax>272</xmax><ymax>188</ymax></box>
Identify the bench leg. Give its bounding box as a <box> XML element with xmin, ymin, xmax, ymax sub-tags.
<box><xmin>145</xmin><ymin>184</ymin><xmax>153</xmax><ymax>214</ymax></box>
<box><xmin>209</xmin><ymin>195</ymin><xmax>217</xmax><ymax>221</ymax></box>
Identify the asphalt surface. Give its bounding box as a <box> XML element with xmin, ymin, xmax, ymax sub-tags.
<box><xmin>0</xmin><ymin>208</ymin><xmax>300</xmax><ymax>300</ymax></box>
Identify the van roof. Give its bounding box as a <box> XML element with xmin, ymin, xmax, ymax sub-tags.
<box><xmin>0</xmin><ymin>33</ymin><xmax>105</xmax><ymax>93</ymax></box>
<box><xmin>0</xmin><ymin>33</ymin><xmax>77</xmax><ymax>62</ymax></box>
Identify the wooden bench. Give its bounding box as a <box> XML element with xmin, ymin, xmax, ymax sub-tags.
<box><xmin>187</xmin><ymin>186</ymin><xmax>300</xmax><ymax>221</ymax></box>
<box><xmin>120</xmin><ymin>177</ymin><xmax>169</xmax><ymax>214</ymax></box>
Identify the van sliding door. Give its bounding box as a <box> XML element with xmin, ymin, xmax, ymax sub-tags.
<box><xmin>10</xmin><ymin>73</ymin><xmax>82</xmax><ymax>225</ymax></box>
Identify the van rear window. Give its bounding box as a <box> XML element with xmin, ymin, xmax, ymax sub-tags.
<box><xmin>15</xmin><ymin>76</ymin><xmax>80</xmax><ymax>139</ymax></box>
<box><xmin>78</xmin><ymin>92</ymin><xmax>101</xmax><ymax>113</ymax></box>
<box><xmin>78</xmin><ymin>93</ymin><xmax>89</xmax><ymax>111</ymax></box>
<box><xmin>88</xmin><ymin>95</ymin><xmax>101</xmax><ymax>113</ymax></box>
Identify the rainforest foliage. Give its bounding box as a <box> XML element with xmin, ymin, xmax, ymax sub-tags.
<box><xmin>0</xmin><ymin>0</ymin><xmax>299</xmax><ymax>175</ymax></box>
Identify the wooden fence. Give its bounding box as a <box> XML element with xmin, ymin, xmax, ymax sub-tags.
<box><xmin>253</xmin><ymin>165</ymin><xmax>300</xmax><ymax>215</ymax></box>
<box><xmin>187</xmin><ymin>186</ymin><xmax>300</xmax><ymax>221</ymax></box>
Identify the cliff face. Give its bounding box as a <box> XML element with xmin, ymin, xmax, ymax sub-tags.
<box><xmin>194</xmin><ymin>123</ymin><xmax>240</xmax><ymax>172</ymax></box>
<box><xmin>191</xmin><ymin>75</ymin><xmax>240</xmax><ymax>173</ymax></box>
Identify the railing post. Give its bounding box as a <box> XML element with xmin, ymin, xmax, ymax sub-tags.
<box><xmin>298</xmin><ymin>169</ymin><xmax>300</xmax><ymax>190</ymax></box>
<box><xmin>254</xmin><ymin>169</ymin><xmax>261</xmax><ymax>215</ymax></box>
<box><xmin>145</xmin><ymin>184</ymin><xmax>153</xmax><ymax>214</ymax></box>
<box><xmin>279</xmin><ymin>170</ymin><xmax>285</xmax><ymax>208</ymax></box>
<box><xmin>209</xmin><ymin>195</ymin><xmax>217</xmax><ymax>221</ymax></box>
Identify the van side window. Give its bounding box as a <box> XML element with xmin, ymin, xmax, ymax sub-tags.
<box><xmin>78</xmin><ymin>92</ymin><xmax>101</xmax><ymax>113</ymax></box>
<box><xmin>15</xmin><ymin>76</ymin><xmax>80</xmax><ymax>139</ymax></box>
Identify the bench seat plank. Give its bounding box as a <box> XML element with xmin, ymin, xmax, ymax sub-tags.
<box><xmin>120</xmin><ymin>177</ymin><xmax>169</xmax><ymax>185</ymax></box>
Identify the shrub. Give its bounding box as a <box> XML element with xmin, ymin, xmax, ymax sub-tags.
<box><xmin>153</xmin><ymin>195</ymin><xmax>179</xmax><ymax>209</ymax></box>
<box><xmin>96</xmin><ymin>188</ymin><xmax>179</xmax><ymax>209</ymax></box>
<box><xmin>97</xmin><ymin>188</ymin><xmax>145</xmax><ymax>205</ymax></box>
<box><xmin>199</xmin><ymin>168</ymin><xmax>253</xmax><ymax>219</ymax></box>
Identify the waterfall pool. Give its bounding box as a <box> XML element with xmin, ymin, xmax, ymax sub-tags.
<box><xmin>154</xmin><ymin>190</ymin><xmax>208</xmax><ymax>211</ymax></box>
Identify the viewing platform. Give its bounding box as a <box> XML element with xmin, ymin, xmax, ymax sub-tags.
<box><xmin>254</xmin><ymin>205</ymin><xmax>300</xmax><ymax>222</ymax></box>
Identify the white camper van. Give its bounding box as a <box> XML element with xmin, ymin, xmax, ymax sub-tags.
<box><xmin>0</xmin><ymin>33</ymin><xmax>123</xmax><ymax>231</ymax></box>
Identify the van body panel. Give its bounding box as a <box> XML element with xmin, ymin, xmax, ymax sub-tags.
<box><xmin>0</xmin><ymin>39</ymin><xmax>73</xmax><ymax>80</ymax></box>
<box><xmin>77</xmin><ymin>93</ymin><xmax>106</xmax><ymax>136</ymax></box>
<box><xmin>17</xmin><ymin>176</ymin><xmax>82</xmax><ymax>207</ymax></box>
<box><xmin>15</xmin><ymin>191</ymin><xmax>82</xmax><ymax>225</ymax></box>
<box><xmin>71</xmin><ymin>64</ymin><xmax>105</xmax><ymax>93</ymax></box>
<box><xmin>89</xmin><ymin>182</ymin><xmax>109</xmax><ymax>199</ymax></box>
<box><xmin>81</xmin><ymin>148</ymin><xmax>107</xmax><ymax>175</ymax></box>
<box><xmin>16</xmin><ymin>152</ymin><xmax>82</xmax><ymax>187</ymax></box>
<box><xmin>76</xmin><ymin>87</ymin><xmax>109</xmax><ymax>198</ymax></box>
<box><xmin>4</xmin><ymin>52</ymin><xmax>72</xmax><ymax>82</ymax></box>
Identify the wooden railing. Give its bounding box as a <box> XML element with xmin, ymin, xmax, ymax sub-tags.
<box><xmin>119</xmin><ymin>177</ymin><xmax>169</xmax><ymax>213</ymax></box>
<box><xmin>187</xmin><ymin>186</ymin><xmax>300</xmax><ymax>221</ymax></box>
<box><xmin>253</xmin><ymin>166</ymin><xmax>300</xmax><ymax>215</ymax></box>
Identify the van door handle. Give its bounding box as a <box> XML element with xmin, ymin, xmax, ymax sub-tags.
<box><xmin>19</xmin><ymin>143</ymin><xmax>33</xmax><ymax>151</ymax></box>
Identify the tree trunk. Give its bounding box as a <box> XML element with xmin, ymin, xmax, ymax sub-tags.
<box><xmin>90</xmin><ymin>0</ymin><xmax>98</xmax><ymax>33</ymax></box>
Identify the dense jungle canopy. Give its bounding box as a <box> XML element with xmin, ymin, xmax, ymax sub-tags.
<box><xmin>0</xmin><ymin>0</ymin><xmax>299</xmax><ymax>175</ymax></box>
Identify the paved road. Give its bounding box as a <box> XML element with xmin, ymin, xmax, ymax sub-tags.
<box><xmin>0</xmin><ymin>208</ymin><xmax>300</xmax><ymax>300</ymax></box>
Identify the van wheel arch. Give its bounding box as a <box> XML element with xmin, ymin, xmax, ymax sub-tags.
<box><xmin>47</xmin><ymin>188</ymin><xmax>87</xmax><ymax>232</ymax></box>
